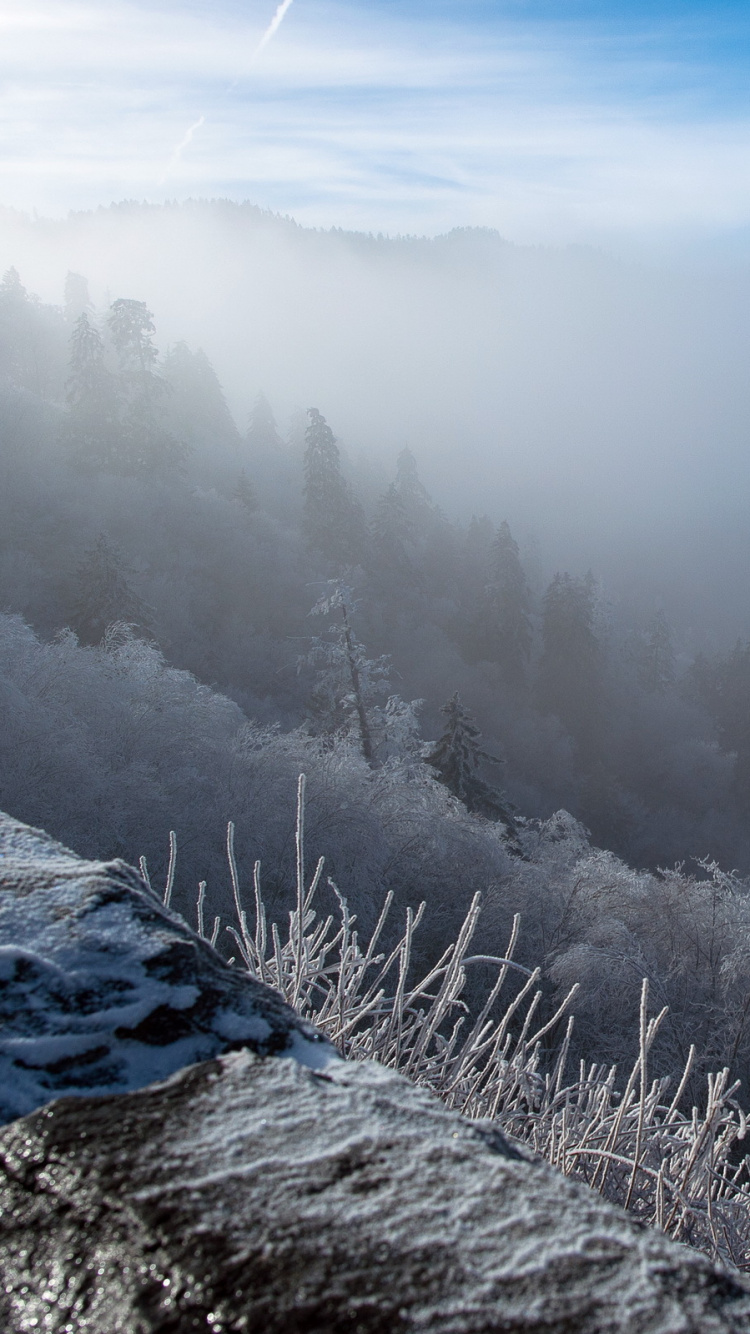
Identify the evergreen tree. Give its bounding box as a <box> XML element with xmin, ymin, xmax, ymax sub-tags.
<box><xmin>162</xmin><ymin>342</ymin><xmax>239</xmax><ymax>452</ymax></box>
<box><xmin>71</xmin><ymin>534</ymin><xmax>153</xmax><ymax>646</ymax></box>
<box><xmin>107</xmin><ymin>299</ymin><xmax>184</xmax><ymax>474</ymax></box>
<box><xmin>395</xmin><ymin>446</ymin><xmax>432</xmax><ymax>519</ymax></box>
<box><xmin>108</xmin><ymin>298</ymin><xmax>159</xmax><ymax>382</ymax></box>
<box><xmin>0</xmin><ymin>266</ymin><xmax>27</xmax><ymax>308</ymax></box>
<box><xmin>302</xmin><ymin>408</ymin><xmax>364</xmax><ymax>565</ymax></box>
<box><xmin>393</xmin><ymin>445</ymin><xmax>458</xmax><ymax>598</ymax></box>
<box><xmin>425</xmin><ymin>693</ymin><xmax>517</xmax><ymax>830</ymax></box>
<box><xmin>463</xmin><ymin>514</ymin><xmax>495</xmax><ymax>567</ymax></box>
<box><xmin>485</xmin><ymin>521</ymin><xmax>532</xmax><ymax>690</ymax></box>
<box><xmin>0</xmin><ymin>267</ymin><xmax>30</xmax><ymax>385</ymax></box>
<box><xmin>455</xmin><ymin>516</ymin><xmax>495</xmax><ymax>662</ymax></box>
<box><xmin>247</xmin><ymin>392</ymin><xmax>284</xmax><ymax>453</ymax></box>
<box><xmin>0</xmin><ymin>266</ymin><xmax>66</xmax><ymax>395</ymax></box>
<box><xmin>636</xmin><ymin>610</ymin><xmax>676</xmax><ymax>694</ymax></box>
<box><xmin>63</xmin><ymin>272</ymin><xmax>93</xmax><ymax>325</ymax></box>
<box><xmin>63</xmin><ymin>313</ymin><xmax>118</xmax><ymax>469</ymax></box>
<box><xmin>688</xmin><ymin>640</ymin><xmax>750</xmax><ymax>811</ymax></box>
<box><xmin>370</xmin><ymin>484</ymin><xmax>414</xmax><ymax>581</ymax></box>
<box><xmin>233</xmin><ymin>470</ymin><xmax>259</xmax><ymax>512</ymax></box>
<box><xmin>536</xmin><ymin>572</ymin><xmax>603</xmax><ymax>754</ymax></box>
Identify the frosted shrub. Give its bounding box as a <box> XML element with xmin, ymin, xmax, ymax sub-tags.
<box><xmin>513</xmin><ymin>821</ymin><xmax>750</xmax><ymax>1103</ymax></box>
<box><xmin>150</xmin><ymin>776</ymin><xmax>750</xmax><ymax>1272</ymax></box>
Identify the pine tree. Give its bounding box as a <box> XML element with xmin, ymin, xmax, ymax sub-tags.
<box><xmin>636</xmin><ymin>610</ymin><xmax>676</xmax><ymax>694</ymax></box>
<box><xmin>247</xmin><ymin>392</ymin><xmax>284</xmax><ymax>453</ymax></box>
<box><xmin>0</xmin><ymin>266</ymin><xmax>27</xmax><ymax>309</ymax></box>
<box><xmin>486</xmin><ymin>521</ymin><xmax>532</xmax><ymax>690</ymax></box>
<box><xmin>0</xmin><ymin>267</ymin><xmax>30</xmax><ymax>384</ymax></box>
<box><xmin>395</xmin><ymin>446</ymin><xmax>432</xmax><ymax>519</ymax></box>
<box><xmin>108</xmin><ymin>298</ymin><xmax>159</xmax><ymax>381</ymax></box>
<box><xmin>63</xmin><ymin>313</ymin><xmax>118</xmax><ymax>469</ymax></box>
<box><xmin>537</xmin><ymin>572</ymin><xmax>602</xmax><ymax>754</ymax></box>
<box><xmin>233</xmin><ymin>470</ymin><xmax>259</xmax><ymax>512</ymax></box>
<box><xmin>162</xmin><ymin>342</ymin><xmax>239</xmax><ymax>451</ymax></box>
<box><xmin>424</xmin><ymin>693</ymin><xmax>517</xmax><ymax>829</ymax></box>
<box><xmin>302</xmin><ymin>408</ymin><xmax>364</xmax><ymax>565</ymax></box>
<box><xmin>107</xmin><ymin>299</ymin><xmax>184</xmax><ymax>474</ymax></box>
<box><xmin>456</xmin><ymin>518</ymin><xmax>531</xmax><ymax>680</ymax></box>
<box><xmin>464</xmin><ymin>514</ymin><xmax>495</xmax><ymax>566</ymax></box>
<box><xmin>63</xmin><ymin>272</ymin><xmax>93</xmax><ymax>325</ymax></box>
<box><xmin>687</xmin><ymin>641</ymin><xmax>750</xmax><ymax>811</ymax></box>
<box><xmin>455</xmin><ymin>516</ymin><xmax>495</xmax><ymax>662</ymax></box>
<box><xmin>370</xmin><ymin>483</ymin><xmax>414</xmax><ymax>580</ymax></box>
<box><xmin>393</xmin><ymin>445</ymin><xmax>458</xmax><ymax>597</ymax></box>
<box><xmin>71</xmin><ymin>534</ymin><xmax>153</xmax><ymax>645</ymax></box>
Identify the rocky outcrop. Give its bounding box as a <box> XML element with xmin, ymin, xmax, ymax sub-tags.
<box><xmin>2</xmin><ymin>1051</ymin><xmax>749</xmax><ymax>1333</ymax></box>
<box><xmin>0</xmin><ymin>811</ymin><xmax>335</xmax><ymax>1125</ymax></box>
<box><xmin>1</xmin><ymin>810</ymin><xmax>750</xmax><ymax>1333</ymax></box>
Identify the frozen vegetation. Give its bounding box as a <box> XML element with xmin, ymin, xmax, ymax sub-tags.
<box><xmin>167</xmin><ymin>778</ymin><xmax>750</xmax><ymax>1271</ymax></box>
<box><xmin>4</xmin><ymin>210</ymin><xmax>750</xmax><ymax>1270</ymax></box>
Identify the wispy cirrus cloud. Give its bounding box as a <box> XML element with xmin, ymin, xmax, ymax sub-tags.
<box><xmin>1</xmin><ymin>0</ymin><xmax>750</xmax><ymax>242</ymax></box>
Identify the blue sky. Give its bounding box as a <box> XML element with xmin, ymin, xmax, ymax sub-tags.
<box><xmin>2</xmin><ymin>0</ymin><xmax>750</xmax><ymax>241</ymax></box>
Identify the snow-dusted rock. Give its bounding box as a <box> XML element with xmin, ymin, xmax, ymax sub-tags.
<box><xmin>0</xmin><ymin>811</ymin><xmax>335</xmax><ymax>1124</ymax></box>
<box><xmin>1</xmin><ymin>1050</ymin><xmax>749</xmax><ymax>1333</ymax></box>
<box><xmin>1</xmin><ymin>810</ymin><xmax>749</xmax><ymax>1332</ymax></box>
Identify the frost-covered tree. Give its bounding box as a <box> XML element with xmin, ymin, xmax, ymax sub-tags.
<box><xmin>304</xmin><ymin>583</ymin><xmax>389</xmax><ymax>765</ymax></box>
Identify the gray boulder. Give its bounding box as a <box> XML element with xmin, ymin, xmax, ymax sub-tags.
<box><xmin>0</xmin><ymin>811</ymin><xmax>335</xmax><ymax>1125</ymax></box>
<box><xmin>1</xmin><ymin>810</ymin><xmax>749</xmax><ymax>1333</ymax></box>
<box><xmin>1</xmin><ymin>1051</ymin><xmax>749</xmax><ymax>1333</ymax></box>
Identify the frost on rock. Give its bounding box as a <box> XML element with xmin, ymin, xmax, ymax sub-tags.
<box><xmin>1</xmin><ymin>1050</ymin><xmax>749</xmax><ymax>1333</ymax></box>
<box><xmin>0</xmin><ymin>810</ymin><xmax>336</xmax><ymax>1124</ymax></box>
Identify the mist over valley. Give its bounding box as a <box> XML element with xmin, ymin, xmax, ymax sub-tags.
<box><xmin>9</xmin><ymin>0</ymin><xmax>750</xmax><ymax>1284</ymax></box>
<box><xmin>4</xmin><ymin>199</ymin><xmax>750</xmax><ymax>648</ymax></box>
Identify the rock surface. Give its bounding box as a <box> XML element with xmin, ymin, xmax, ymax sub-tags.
<box><xmin>0</xmin><ymin>811</ymin><xmax>335</xmax><ymax>1125</ymax></box>
<box><xmin>2</xmin><ymin>810</ymin><xmax>750</xmax><ymax>1333</ymax></box>
<box><xmin>1</xmin><ymin>1050</ymin><xmax>749</xmax><ymax>1334</ymax></box>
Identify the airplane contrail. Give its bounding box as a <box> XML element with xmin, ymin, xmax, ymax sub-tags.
<box><xmin>252</xmin><ymin>0</ymin><xmax>295</xmax><ymax>63</ymax></box>
<box><xmin>226</xmin><ymin>0</ymin><xmax>295</xmax><ymax>88</ymax></box>
<box><xmin>159</xmin><ymin>116</ymin><xmax>206</xmax><ymax>184</ymax></box>
<box><xmin>158</xmin><ymin>0</ymin><xmax>295</xmax><ymax>183</ymax></box>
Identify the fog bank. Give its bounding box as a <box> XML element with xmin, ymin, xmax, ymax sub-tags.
<box><xmin>2</xmin><ymin>199</ymin><xmax>750</xmax><ymax>643</ymax></box>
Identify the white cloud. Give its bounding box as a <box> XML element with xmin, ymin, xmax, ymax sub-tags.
<box><xmin>1</xmin><ymin>0</ymin><xmax>749</xmax><ymax>241</ymax></box>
